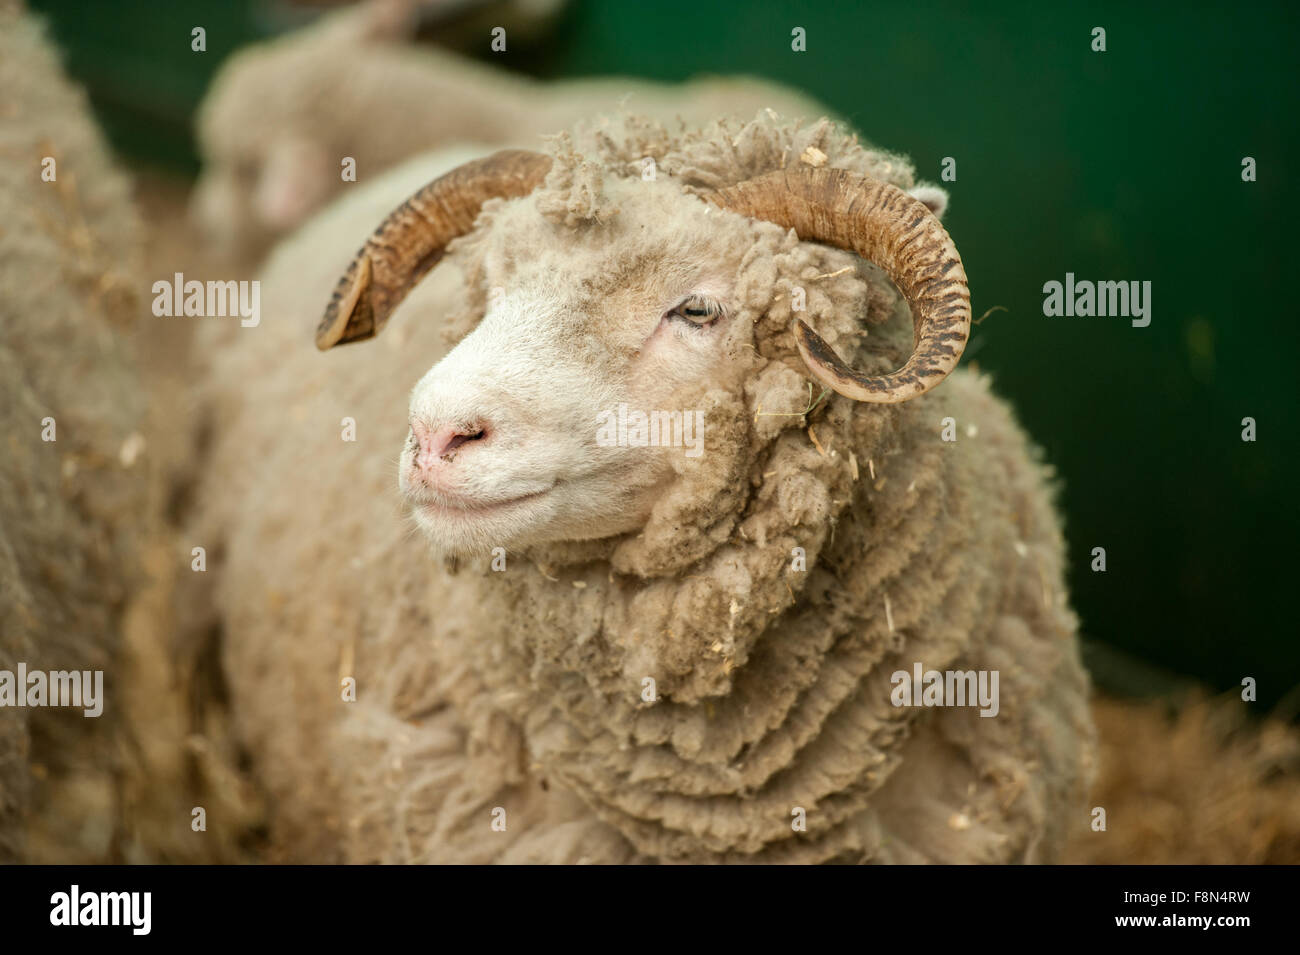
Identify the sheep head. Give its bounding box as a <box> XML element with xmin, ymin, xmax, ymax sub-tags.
<box><xmin>316</xmin><ymin>120</ymin><xmax>970</xmax><ymax>562</ymax></box>
<box><xmin>190</xmin><ymin>2</ymin><xmax>429</xmax><ymax>259</ymax></box>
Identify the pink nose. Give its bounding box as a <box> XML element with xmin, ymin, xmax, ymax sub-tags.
<box><xmin>409</xmin><ymin>417</ymin><xmax>488</xmax><ymax>482</ymax></box>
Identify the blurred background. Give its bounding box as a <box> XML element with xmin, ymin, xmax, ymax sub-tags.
<box><xmin>29</xmin><ymin>0</ymin><xmax>1299</xmax><ymax>711</ymax></box>
<box><xmin>12</xmin><ymin>0</ymin><xmax>1299</xmax><ymax>864</ymax></box>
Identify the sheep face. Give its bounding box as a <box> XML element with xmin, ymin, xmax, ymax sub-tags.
<box><xmin>319</xmin><ymin>137</ymin><xmax>971</xmax><ymax>562</ymax></box>
<box><xmin>192</xmin><ymin>41</ymin><xmax>341</xmax><ymax>260</ymax></box>
<box><xmin>400</xmin><ymin>176</ymin><xmax>757</xmax><ymax>556</ymax></box>
<box><xmin>191</xmin><ymin>131</ymin><xmax>335</xmax><ymax>258</ymax></box>
<box><xmin>191</xmin><ymin>5</ymin><xmax>400</xmax><ymax>259</ymax></box>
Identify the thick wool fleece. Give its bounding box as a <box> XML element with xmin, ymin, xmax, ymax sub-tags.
<box><xmin>197</xmin><ymin>114</ymin><xmax>1095</xmax><ymax>863</ymax></box>
<box><xmin>0</xmin><ymin>2</ymin><xmax>147</xmax><ymax>862</ymax></box>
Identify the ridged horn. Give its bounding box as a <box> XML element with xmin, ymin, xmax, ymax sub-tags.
<box><xmin>316</xmin><ymin>149</ymin><xmax>554</xmax><ymax>350</ymax></box>
<box><xmin>705</xmin><ymin>167</ymin><xmax>970</xmax><ymax>403</ymax></box>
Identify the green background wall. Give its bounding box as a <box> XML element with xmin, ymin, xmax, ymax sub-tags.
<box><xmin>28</xmin><ymin>0</ymin><xmax>1299</xmax><ymax>709</ymax></box>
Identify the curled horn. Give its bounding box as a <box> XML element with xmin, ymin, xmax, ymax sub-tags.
<box><xmin>705</xmin><ymin>167</ymin><xmax>970</xmax><ymax>403</ymax></box>
<box><xmin>316</xmin><ymin>149</ymin><xmax>554</xmax><ymax>350</ymax></box>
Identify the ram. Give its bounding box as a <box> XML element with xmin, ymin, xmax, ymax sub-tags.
<box><xmin>197</xmin><ymin>113</ymin><xmax>1095</xmax><ymax>863</ymax></box>
<box><xmin>191</xmin><ymin>1</ymin><xmax>831</xmax><ymax>262</ymax></box>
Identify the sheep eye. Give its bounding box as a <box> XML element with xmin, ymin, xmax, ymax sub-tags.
<box><xmin>667</xmin><ymin>296</ymin><xmax>722</xmax><ymax>327</ymax></box>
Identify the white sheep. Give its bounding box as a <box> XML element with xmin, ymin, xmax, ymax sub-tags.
<box><xmin>191</xmin><ymin>1</ymin><xmax>833</xmax><ymax>262</ymax></box>
<box><xmin>195</xmin><ymin>112</ymin><xmax>1095</xmax><ymax>863</ymax></box>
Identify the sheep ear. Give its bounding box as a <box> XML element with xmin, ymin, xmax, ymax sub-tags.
<box><xmin>907</xmin><ymin>183</ymin><xmax>948</xmax><ymax>221</ymax></box>
<box><xmin>313</xmin><ymin>0</ymin><xmax>418</xmax><ymax>44</ymax></box>
<box><xmin>356</xmin><ymin>0</ymin><xmax>421</xmax><ymax>41</ymax></box>
<box><xmin>253</xmin><ymin>137</ymin><xmax>332</xmax><ymax>231</ymax></box>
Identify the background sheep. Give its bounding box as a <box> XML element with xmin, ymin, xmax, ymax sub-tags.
<box><xmin>0</xmin><ymin>1</ymin><xmax>262</xmax><ymax>864</ymax></box>
<box><xmin>191</xmin><ymin>1</ymin><xmax>833</xmax><ymax>262</ymax></box>
<box><xmin>194</xmin><ymin>113</ymin><xmax>1094</xmax><ymax>863</ymax></box>
<box><xmin>0</xmin><ymin>1</ymin><xmax>148</xmax><ymax>862</ymax></box>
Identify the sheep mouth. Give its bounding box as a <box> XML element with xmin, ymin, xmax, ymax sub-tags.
<box><xmin>413</xmin><ymin>487</ymin><xmax>551</xmax><ymax>519</ymax></box>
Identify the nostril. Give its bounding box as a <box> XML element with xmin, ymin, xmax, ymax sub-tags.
<box><xmin>409</xmin><ymin>417</ymin><xmax>490</xmax><ymax>466</ymax></box>
<box><xmin>441</xmin><ymin>427</ymin><xmax>486</xmax><ymax>458</ymax></box>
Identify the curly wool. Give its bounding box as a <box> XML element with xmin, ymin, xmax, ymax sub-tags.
<box><xmin>197</xmin><ymin>113</ymin><xmax>1095</xmax><ymax>863</ymax></box>
<box><xmin>0</xmin><ymin>2</ymin><xmax>147</xmax><ymax>862</ymax></box>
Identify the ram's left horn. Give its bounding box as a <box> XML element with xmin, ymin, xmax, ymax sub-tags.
<box><xmin>706</xmin><ymin>167</ymin><xmax>970</xmax><ymax>403</ymax></box>
<box><xmin>317</xmin><ymin>149</ymin><xmax>554</xmax><ymax>350</ymax></box>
